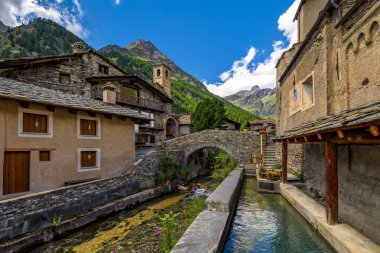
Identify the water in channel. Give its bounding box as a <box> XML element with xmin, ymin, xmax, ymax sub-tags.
<box><xmin>224</xmin><ymin>177</ymin><xmax>335</xmax><ymax>253</ymax></box>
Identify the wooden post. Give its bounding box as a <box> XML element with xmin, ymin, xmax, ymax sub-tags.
<box><xmin>325</xmin><ymin>141</ymin><xmax>338</xmax><ymax>225</ymax></box>
<box><xmin>282</xmin><ymin>141</ymin><xmax>288</xmax><ymax>183</ymax></box>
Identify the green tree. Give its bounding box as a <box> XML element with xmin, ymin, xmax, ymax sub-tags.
<box><xmin>190</xmin><ymin>97</ymin><xmax>226</xmax><ymax>132</ymax></box>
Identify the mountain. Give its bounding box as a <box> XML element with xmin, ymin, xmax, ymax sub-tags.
<box><xmin>100</xmin><ymin>40</ymin><xmax>206</xmax><ymax>89</ymax></box>
<box><xmin>0</xmin><ymin>18</ymin><xmax>259</xmax><ymax>127</ymax></box>
<box><xmin>0</xmin><ymin>20</ymin><xmax>9</xmax><ymax>34</ymax></box>
<box><xmin>0</xmin><ymin>18</ymin><xmax>88</xmax><ymax>59</ymax></box>
<box><xmin>225</xmin><ymin>85</ymin><xmax>276</xmax><ymax>118</ymax></box>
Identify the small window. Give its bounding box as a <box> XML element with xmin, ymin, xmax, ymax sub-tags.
<box><xmin>23</xmin><ymin>113</ymin><xmax>48</xmax><ymax>133</ymax></box>
<box><xmin>156</xmin><ymin>69</ymin><xmax>161</xmax><ymax>77</ymax></box>
<box><xmin>165</xmin><ymin>70</ymin><xmax>168</xmax><ymax>78</ymax></box>
<box><xmin>78</xmin><ymin>148</ymin><xmax>100</xmax><ymax>171</ymax></box>
<box><xmin>39</xmin><ymin>151</ymin><xmax>50</xmax><ymax>161</ymax></box>
<box><xmin>80</xmin><ymin>119</ymin><xmax>97</xmax><ymax>136</ymax></box>
<box><xmin>302</xmin><ymin>74</ymin><xmax>314</xmax><ymax>109</ymax></box>
<box><xmin>59</xmin><ymin>73</ymin><xmax>70</xmax><ymax>84</ymax></box>
<box><xmin>77</xmin><ymin>116</ymin><xmax>101</xmax><ymax>139</ymax></box>
<box><xmin>99</xmin><ymin>64</ymin><xmax>109</xmax><ymax>75</ymax></box>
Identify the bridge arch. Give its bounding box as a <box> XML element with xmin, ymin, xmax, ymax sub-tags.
<box><xmin>161</xmin><ymin>129</ymin><xmax>261</xmax><ymax>164</ymax></box>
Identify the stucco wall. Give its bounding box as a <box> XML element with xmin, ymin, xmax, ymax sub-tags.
<box><xmin>302</xmin><ymin>144</ymin><xmax>326</xmax><ymax>198</ymax></box>
<box><xmin>298</xmin><ymin>0</ymin><xmax>328</xmax><ymax>42</ymax></box>
<box><xmin>0</xmin><ymin>99</ymin><xmax>135</xmax><ymax>195</ymax></box>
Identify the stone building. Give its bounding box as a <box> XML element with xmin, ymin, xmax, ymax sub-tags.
<box><xmin>0</xmin><ymin>77</ymin><xmax>151</xmax><ymax>197</ymax></box>
<box><xmin>276</xmin><ymin>0</ymin><xmax>380</xmax><ymax>245</ymax></box>
<box><xmin>163</xmin><ymin>114</ymin><xmax>191</xmax><ymax>139</ymax></box>
<box><xmin>247</xmin><ymin>119</ymin><xmax>275</xmax><ymax>133</ymax></box>
<box><xmin>0</xmin><ymin>42</ymin><xmax>173</xmax><ymax>146</ymax></box>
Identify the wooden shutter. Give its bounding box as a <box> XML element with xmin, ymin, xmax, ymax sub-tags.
<box><xmin>80</xmin><ymin>119</ymin><xmax>97</xmax><ymax>136</ymax></box>
<box><xmin>39</xmin><ymin>151</ymin><xmax>50</xmax><ymax>161</ymax></box>
<box><xmin>81</xmin><ymin>151</ymin><xmax>97</xmax><ymax>167</ymax></box>
<box><xmin>23</xmin><ymin>113</ymin><xmax>48</xmax><ymax>133</ymax></box>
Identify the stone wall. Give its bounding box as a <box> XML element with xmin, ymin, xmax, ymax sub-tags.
<box><xmin>275</xmin><ymin>143</ymin><xmax>304</xmax><ymax>173</ymax></box>
<box><xmin>337</xmin><ymin>144</ymin><xmax>380</xmax><ymax>245</ymax></box>
<box><xmin>302</xmin><ymin>144</ymin><xmax>326</xmax><ymax>199</ymax></box>
<box><xmin>161</xmin><ymin>129</ymin><xmax>261</xmax><ymax>163</ymax></box>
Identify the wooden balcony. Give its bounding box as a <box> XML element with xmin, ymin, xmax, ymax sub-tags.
<box><xmin>92</xmin><ymin>88</ymin><xmax>164</xmax><ymax>112</ymax></box>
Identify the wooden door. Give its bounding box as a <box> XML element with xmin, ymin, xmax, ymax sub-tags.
<box><xmin>3</xmin><ymin>152</ymin><xmax>30</xmax><ymax>195</ymax></box>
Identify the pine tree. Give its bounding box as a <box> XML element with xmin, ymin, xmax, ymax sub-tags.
<box><xmin>190</xmin><ymin>97</ymin><xmax>226</xmax><ymax>132</ymax></box>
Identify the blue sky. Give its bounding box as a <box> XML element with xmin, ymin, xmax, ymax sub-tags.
<box><xmin>0</xmin><ymin>0</ymin><xmax>299</xmax><ymax>96</ymax></box>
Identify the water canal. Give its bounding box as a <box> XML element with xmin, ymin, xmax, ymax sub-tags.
<box><xmin>224</xmin><ymin>177</ymin><xmax>335</xmax><ymax>253</ymax></box>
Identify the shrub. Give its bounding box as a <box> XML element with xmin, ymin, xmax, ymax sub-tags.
<box><xmin>159</xmin><ymin>211</ymin><xmax>179</xmax><ymax>253</ymax></box>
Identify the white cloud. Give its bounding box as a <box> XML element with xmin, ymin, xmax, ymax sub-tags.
<box><xmin>0</xmin><ymin>0</ymin><xmax>88</xmax><ymax>38</ymax></box>
<box><xmin>115</xmin><ymin>0</ymin><xmax>121</xmax><ymax>5</ymax></box>
<box><xmin>205</xmin><ymin>0</ymin><xmax>300</xmax><ymax>97</ymax></box>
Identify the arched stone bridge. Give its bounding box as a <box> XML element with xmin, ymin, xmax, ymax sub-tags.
<box><xmin>161</xmin><ymin>129</ymin><xmax>261</xmax><ymax>163</ymax></box>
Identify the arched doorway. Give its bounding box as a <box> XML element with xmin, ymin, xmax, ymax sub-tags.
<box><xmin>165</xmin><ymin>117</ymin><xmax>178</xmax><ymax>140</ymax></box>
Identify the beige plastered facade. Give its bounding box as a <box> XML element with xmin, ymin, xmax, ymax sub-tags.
<box><xmin>0</xmin><ymin>99</ymin><xmax>136</xmax><ymax>196</ymax></box>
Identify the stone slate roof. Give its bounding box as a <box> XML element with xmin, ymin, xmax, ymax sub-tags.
<box><xmin>0</xmin><ymin>77</ymin><xmax>152</xmax><ymax>122</ymax></box>
<box><xmin>276</xmin><ymin>100</ymin><xmax>380</xmax><ymax>140</ymax></box>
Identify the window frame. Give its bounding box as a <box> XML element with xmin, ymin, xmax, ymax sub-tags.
<box><xmin>77</xmin><ymin>115</ymin><xmax>101</xmax><ymax>139</ymax></box>
<box><xmin>18</xmin><ymin>108</ymin><xmax>53</xmax><ymax>138</ymax></box>
<box><xmin>301</xmin><ymin>72</ymin><xmax>315</xmax><ymax>111</ymax></box>
<box><xmin>59</xmin><ymin>72</ymin><xmax>71</xmax><ymax>84</ymax></box>
<box><xmin>77</xmin><ymin>148</ymin><xmax>101</xmax><ymax>172</ymax></box>
<box><xmin>98</xmin><ymin>64</ymin><xmax>109</xmax><ymax>75</ymax></box>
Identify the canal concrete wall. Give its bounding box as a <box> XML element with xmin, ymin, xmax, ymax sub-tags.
<box><xmin>280</xmin><ymin>183</ymin><xmax>380</xmax><ymax>253</ymax></box>
<box><xmin>172</xmin><ymin>167</ymin><xmax>244</xmax><ymax>253</ymax></box>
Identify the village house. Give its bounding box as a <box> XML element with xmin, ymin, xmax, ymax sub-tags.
<box><xmin>222</xmin><ymin>118</ymin><xmax>241</xmax><ymax>130</ymax></box>
<box><xmin>0</xmin><ymin>77</ymin><xmax>151</xmax><ymax>197</ymax></box>
<box><xmin>163</xmin><ymin>114</ymin><xmax>192</xmax><ymax>139</ymax></box>
<box><xmin>0</xmin><ymin>42</ymin><xmax>173</xmax><ymax>147</ymax></box>
<box><xmin>247</xmin><ymin>119</ymin><xmax>276</xmax><ymax>133</ymax></box>
<box><xmin>276</xmin><ymin>0</ymin><xmax>380</xmax><ymax>245</ymax></box>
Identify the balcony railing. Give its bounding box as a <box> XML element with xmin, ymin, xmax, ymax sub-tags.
<box><xmin>92</xmin><ymin>88</ymin><xmax>164</xmax><ymax>111</ymax></box>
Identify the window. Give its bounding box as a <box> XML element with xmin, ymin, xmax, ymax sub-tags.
<box><xmin>39</xmin><ymin>151</ymin><xmax>50</xmax><ymax>161</ymax></box>
<box><xmin>77</xmin><ymin>116</ymin><xmax>101</xmax><ymax>139</ymax></box>
<box><xmin>98</xmin><ymin>64</ymin><xmax>109</xmax><ymax>75</ymax></box>
<box><xmin>156</xmin><ymin>69</ymin><xmax>161</xmax><ymax>77</ymax></box>
<box><xmin>121</xmin><ymin>85</ymin><xmax>138</xmax><ymax>97</ymax></box>
<box><xmin>165</xmin><ymin>70</ymin><xmax>168</xmax><ymax>78</ymax></box>
<box><xmin>18</xmin><ymin>108</ymin><xmax>53</xmax><ymax>138</ymax></box>
<box><xmin>23</xmin><ymin>113</ymin><xmax>48</xmax><ymax>133</ymax></box>
<box><xmin>59</xmin><ymin>73</ymin><xmax>70</xmax><ymax>84</ymax></box>
<box><xmin>78</xmin><ymin>148</ymin><xmax>100</xmax><ymax>171</ymax></box>
<box><xmin>302</xmin><ymin>73</ymin><xmax>314</xmax><ymax>109</ymax></box>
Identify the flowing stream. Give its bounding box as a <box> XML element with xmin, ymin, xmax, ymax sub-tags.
<box><xmin>224</xmin><ymin>177</ymin><xmax>335</xmax><ymax>253</ymax></box>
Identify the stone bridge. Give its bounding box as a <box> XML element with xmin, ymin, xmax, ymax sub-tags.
<box><xmin>161</xmin><ymin>129</ymin><xmax>261</xmax><ymax>163</ymax></box>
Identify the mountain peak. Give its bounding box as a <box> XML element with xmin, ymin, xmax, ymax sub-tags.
<box><xmin>0</xmin><ymin>20</ymin><xmax>9</xmax><ymax>34</ymax></box>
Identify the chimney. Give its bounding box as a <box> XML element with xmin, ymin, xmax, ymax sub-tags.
<box><xmin>103</xmin><ymin>82</ymin><xmax>116</xmax><ymax>105</ymax></box>
<box><xmin>71</xmin><ymin>42</ymin><xmax>86</xmax><ymax>53</ymax></box>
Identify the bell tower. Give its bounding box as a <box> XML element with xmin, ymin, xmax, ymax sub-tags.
<box><xmin>153</xmin><ymin>64</ymin><xmax>172</xmax><ymax>97</ymax></box>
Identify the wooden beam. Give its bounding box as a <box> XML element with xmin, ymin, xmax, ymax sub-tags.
<box><xmin>68</xmin><ymin>109</ymin><xmax>77</xmax><ymax>115</ymax></box>
<box><xmin>325</xmin><ymin>141</ymin><xmax>338</xmax><ymax>225</ymax></box>
<box><xmin>369</xmin><ymin>125</ymin><xmax>379</xmax><ymax>137</ymax></box>
<box><xmin>20</xmin><ymin>101</ymin><xmax>29</xmax><ymax>108</ymax></box>
<box><xmin>46</xmin><ymin>105</ymin><xmax>55</xmax><ymax>112</ymax></box>
<box><xmin>88</xmin><ymin>112</ymin><xmax>96</xmax><ymax>117</ymax></box>
<box><xmin>304</xmin><ymin>136</ymin><xmax>308</xmax><ymax>142</ymax></box>
<box><xmin>282</xmin><ymin>142</ymin><xmax>288</xmax><ymax>183</ymax></box>
<box><xmin>104</xmin><ymin>114</ymin><xmax>112</xmax><ymax>119</ymax></box>
<box><xmin>317</xmin><ymin>133</ymin><xmax>323</xmax><ymax>140</ymax></box>
<box><xmin>337</xmin><ymin>130</ymin><xmax>344</xmax><ymax>139</ymax></box>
